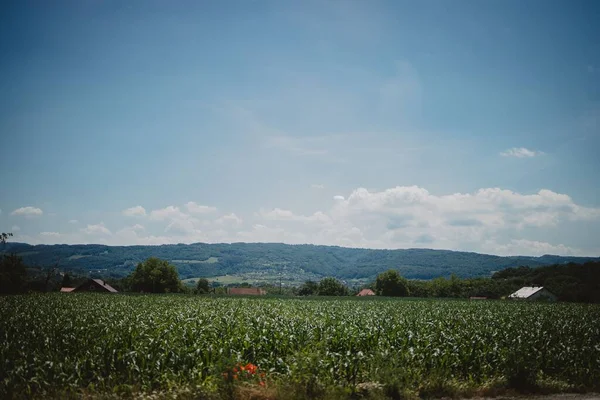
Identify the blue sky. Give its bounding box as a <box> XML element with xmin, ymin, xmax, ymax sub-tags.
<box><xmin>1</xmin><ymin>0</ymin><xmax>599</xmax><ymax>256</ymax></box>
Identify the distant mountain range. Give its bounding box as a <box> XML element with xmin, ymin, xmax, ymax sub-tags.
<box><xmin>2</xmin><ymin>242</ymin><xmax>598</xmax><ymax>283</ymax></box>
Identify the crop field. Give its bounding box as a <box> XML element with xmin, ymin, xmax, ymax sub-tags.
<box><xmin>1</xmin><ymin>295</ymin><xmax>600</xmax><ymax>399</ymax></box>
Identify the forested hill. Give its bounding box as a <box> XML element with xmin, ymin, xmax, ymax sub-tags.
<box><xmin>2</xmin><ymin>242</ymin><xmax>598</xmax><ymax>281</ymax></box>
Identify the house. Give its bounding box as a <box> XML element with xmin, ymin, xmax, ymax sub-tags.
<box><xmin>227</xmin><ymin>287</ymin><xmax>266</xmax><ymax>295</ymax></box>
<box><xmin>60</xmin><ymin>287</ymin><xmax>75</xmax><ymax>293</ymax></box>
<box><xmin>508</xmin><ymin>286</ymin><xmax>556</xmax><ymax>301</ymax></box>
<box><xmin>357</xmin><ymin>289</ymin><xmax>376</xmax><ymax>296</ymax></box>
<box><xmin>72</xmin><ymin>279</ymin><xmax>118</xmax><ymax>293</ymax></box>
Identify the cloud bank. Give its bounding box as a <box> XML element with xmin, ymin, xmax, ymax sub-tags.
<box><xmin>14</xmin><ymin>187</ymin><xmax>600</xmax><ymax>257</ymax></box>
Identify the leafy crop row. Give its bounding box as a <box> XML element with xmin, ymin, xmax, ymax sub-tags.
<box><xmin>1</xmin><ymin>295</ymin><xmax>599</xmax><ymax>397</ymax></box>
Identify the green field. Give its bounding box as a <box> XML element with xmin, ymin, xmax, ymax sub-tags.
<box><xmin>1</xmin><ymin>295</ymin><xmax>599</xmax><ymax>399</ymax></box>
<box><xmin>172</xmin><ymin>257</ymin><xmax>220</xmax><ymax>264</ymax></box>
<box><xmin>183</xmin><ymin>273</ymin><xmax>309</xmax><ymax>287</ymax></box>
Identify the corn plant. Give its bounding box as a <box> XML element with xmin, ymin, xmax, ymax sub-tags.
<box><xmin>0</xmin><ymin>294</ymin><xmax>599</xmax><ymax>397</ymax></box>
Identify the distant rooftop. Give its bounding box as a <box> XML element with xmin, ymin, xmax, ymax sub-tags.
<box><xmin>90</xmin><ymin>279</ymin><xmax>118</xmax><ymax>293</ymax></box>
<box><xmin>357</xmin><ymin>288</ymin><xmax>375</xmax><ymax>296</ymax></box>
<box><xmin>508</xmin><ymin>286</ymin><xmax>544</xmax><ymax>299</ymax></box>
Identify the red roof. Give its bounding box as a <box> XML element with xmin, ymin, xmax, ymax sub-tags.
<box><xmin>227</xmin><ymin>287</ymin><xmax>266</xmax><ymax>295</ymax></box>
<box><xmin>72</xmin><ymin>279</ymin><xmax>118</xmax><ymax>293</ymax></box>
<box><xmin>60</xmin><ymin>287</ymin><xmax>75</xmax><ymax>293</ymax></box>
<box><xmin>357</xmin><ymin>289</ymin><xmax>375</xmax><ymax>296</ymax></box>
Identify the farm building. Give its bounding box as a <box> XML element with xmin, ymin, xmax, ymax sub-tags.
<box><xmin>72</xmin><ymin>279</ymin><xmax>118</xmax><ymax>293</ymax></box>
<box><xmin>508</xmin><ymin>286</ymin><xmax>556</xmax><ymax>301</ymax></box>
<box><xmin>227</xmin><ymin>287</ymin><xmax>266</xmax><ymax>295</ymax></box>
<box><xmin>357</xmin><ymin>289</ymin><xmax>375</xmax><ymax>296</ymax></box>
<box><xmin>60</xmin><ymin>287</ymin><xmax>75</xmax><ymax>293</ymax></box>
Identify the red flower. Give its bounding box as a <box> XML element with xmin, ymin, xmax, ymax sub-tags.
<box><xmin>224</xmin><ymin>362</ymin><xmax>263</xmax><ymax>382</ymax></box>
<box><xmin>245</xmin><ymin>363</ymin><xmax>257</xmax><ymax>374</ymax></box>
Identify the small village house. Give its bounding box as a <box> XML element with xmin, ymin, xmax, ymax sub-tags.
<box><xmin>61</xmin><ymin>279</ymin><xmax>118</xmax><ymax>293</ymax></box>
<box><xmin>356</xmin><ymin>288</ymin><xmax>375</xmax><ymax>296</ymax></box>
<box><xmin>508</xmin><ymin>286</ymin><xmax>556</xmax><ymax>301</ymax></box>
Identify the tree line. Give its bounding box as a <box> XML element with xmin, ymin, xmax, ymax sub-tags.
<box><xmin>2</xmin><ymin>231</ymin><xmax>599</xmax><ymax>302</ymax></box>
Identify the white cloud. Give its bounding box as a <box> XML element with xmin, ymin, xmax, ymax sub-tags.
<box><xmin>334</xmin><ymin>186</ymin><xmax>597</xmax><ymax>227</ymax></box>
<box><xmin>131</xmin><ymin>224</ymin><xmax>145</xmax><ymax>231</ymax></box>
<box><xmin>311</xmin><ymin>184</ymin><xmax>325</xmax><ymax>189</ymax></box>
<box><xmin>12</xmin><ymin>187</ymin><xmax>599</xmax><ymax>256</ymax></box>
<box><xmin>113</xmin><ymin>228</ymin><xmax>178</xmax><ymax>245</ymax></box>
<box><xmin>11</xmin><ymin>206</ymin><xmax>43</xmax><ymax>217</ymax></box>
<box><xmin>11</xmin><ymin>225</ymin><xmax>20</xmax><ymax>232</ymax></box>
<box><xmin>236</xmin><ymin>223</ymin><xmax>307</xmax><ymax>244</ymax></box>
<box><xmin>244</xmin><ymin>186</ymin><xmax>600</xmax><ymax>256</ymax></box>
<box><xmin>259</xmin><ymin>208</ymin><xmax>296</xmax><ymax>220</ymax></box>
<box><xmin>81</xmin><ymin>222</ymin><xmax>111</xmax><ymax>236</ymax></box>
<box><xmin>40</xmin><ymin>232</ymin><xmax>61</xmax><ymax>238</ymax></box>
<box><xmin>259</xmin><ymin>208</ymin><xmax>332</xmax><ymax>224</ymax></box>
<box><xmin>147</xmin><ymin>205</ymin><xmax>206</xmax><ymax>238</ymax></box>
<box><xmin>185</xmin><ymin>202</ymin><xmax>217</xmax><ymax>215</ymax></box>
<box><xmin>165</xmin><ymin>219</ymin><xmax>199</xmax><ymax>235</ymax></box>
<box><xmin>122</xmin><ymin>206</ymin><xmax>147</xmax><ymax>217</ymax></box>
<box><xmin>115</xmin><ymin>224</ymin><xmax>145</xmax><ymax>235</ymax></box>
<box><xmin>500</xmin><ymin>147</ymin><xmax>543</xmax><ymax>158</ymax></box>
<box><xmin>216</xmin><ymin>213</ymin><xmax>243</xmax><ymax>227</ymax></box>
<box><xmin>68</xmin><ymin>219</ymin><xmax>78</xmax><ymax>224</ymax></box>
<box><xmin>149</xmin><ymin>206</ymin><xmax>187</xmax><ymax>221</ymax></box>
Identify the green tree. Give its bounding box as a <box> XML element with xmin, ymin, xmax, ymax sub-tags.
<box><xmin>375</xmin><ymin>269</ymin><xmax>409</xmax><ymax>297</ymax></box>
<box><xmin>1</xmin><ymin>232</ymin><xmax>13</xmax><ymax>244</ymax></box>
<box><xmin>214</xmin><ymin>286</ymin><xmax>227</xmax><ymax>295</ymax></box>
<box><xmin>61</xmin><ymin>273</ymin><xmax>73</xmax><ymax>288</ymax></box>
<box><xmin>298</xmin><ymin>280</ymin><xmax>319</xmax><ymax>296</ymax></box>
<box><xmin>196</xmin><ymin>278</ymin><xmax>210</xmax><ymax>294</ymax></box>
<box><xmin>129</xmin><ymin>257</ymin><xmax>182</xmax><ymax>293</ymax></box>
<box><xmin>0</xmin><ymin>254</ymin><xmax>28</xmax><ymax>294</ymax></box>
<box><xmin>318</xmin><ymin>277</ymin><xmax>348</xmax><ymax>296</ymax></box>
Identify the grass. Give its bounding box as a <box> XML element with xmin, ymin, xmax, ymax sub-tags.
<box><xmin>184</xmin><ymin>274</ymin><xmax>302</xmax><ymax>287</ymax></box>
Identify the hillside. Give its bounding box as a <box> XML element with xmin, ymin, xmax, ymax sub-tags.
<box><xmin>2</xmin><ymin>242</ymin><xmax>598</xmax><ymax>283</ymax></box>
<box><xmin>491</xmin><ymin>261</ymin><xmax>600</xmax><ymax>302</ymax></box>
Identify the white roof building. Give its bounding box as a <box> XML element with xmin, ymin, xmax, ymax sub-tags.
<box><xmin>508</xmin><ymin>286</ymin><xmax>556</xmax><ymax>301</ymax></box>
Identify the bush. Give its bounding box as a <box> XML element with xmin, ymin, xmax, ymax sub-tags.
<box><xmin>375</xmin><ymin>270</ymin><xmax>409</xmax><ymax>297</ymax></box>
<box><xmin>129</xmin><ymin>257</ymin><xmax>182</xmax><ymax>293</ymax></box>
<box><xmin>317</xmin><ymin>277</ymin><xmax>348</xmax><ymax>296</ymax></box>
